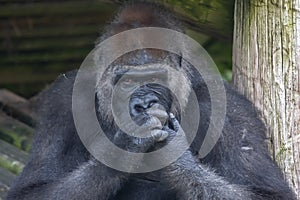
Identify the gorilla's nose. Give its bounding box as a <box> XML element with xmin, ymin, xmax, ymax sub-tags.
<box><xmin>132</xmin><ymin>95</ymin><xmax>159</xmax><ymax>113</ymax></box>
<box><xmin>130</xmin><ymin>94</ymin><xmax>168</xmax><ymax>127</ymax></box>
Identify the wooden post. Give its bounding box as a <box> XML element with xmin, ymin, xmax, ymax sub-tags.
<box><xmin>233</xmin><ymin>0</ymin><xmax>300</xmax><ymax>197</ymax></box>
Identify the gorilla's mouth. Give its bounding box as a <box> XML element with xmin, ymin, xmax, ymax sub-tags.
<box><xmin>131</xmin><ymin>103</ymin><xmax>170</xmax><ymax>132</ymax></box>
<box><xmin>146</xmin><ymin>104</ymin><xmax>169</xmax><ymax>128</ymax></box>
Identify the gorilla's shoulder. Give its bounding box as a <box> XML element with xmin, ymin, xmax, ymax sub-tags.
<box><xmin>30</xmin><ymin>70</ymin><xmax>86</xmax><ymax>159</ymax></box>
<box><xmin>44</xmin><ymin>70</ymin><xmax>77</xmax><ymax>96</ymax></box>
<box><xmin>36</xmin><ymin>70</ymin><xmax>78</xmax><ymax>121</ymax></box>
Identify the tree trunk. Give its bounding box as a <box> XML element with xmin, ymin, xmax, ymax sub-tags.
<box><xmin>233</xmin><ymin>0</ymin><xmax>300</xmax><ymax>198</ymax></box>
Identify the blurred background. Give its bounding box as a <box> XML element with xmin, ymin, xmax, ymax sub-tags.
<box><xmin>2</xmin><ymin>1</ymin><xmax>299</xmax><ymax>198</ymax></box>
<box><xmin>0</xmin><ymin>0</ymin><xmax>233</xmax><ymax>98</ymax></box>
<box><xmin>0</xmin><ymin>0</ymin><xmax>234</xmax><ymax>198</ymax></box>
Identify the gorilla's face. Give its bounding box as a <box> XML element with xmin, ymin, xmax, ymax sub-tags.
<box><xmin>112</xmin><ymin>65</ymin><xmax>174</xmax><ymax>136</ymax></box>
<box><xmin>129</xmin><ymin>83</ymin><xmax>172</xmax><ymax>127</ymax></box>
<box><xmin>95</xmin><ymin>51</ymin><xmax>191</xmax><ymax>140</ymax></box>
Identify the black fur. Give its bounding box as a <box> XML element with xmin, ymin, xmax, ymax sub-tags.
<box><xmin>7</xmin><ymin>2</ymin><xmax>295</xmax><ymax>200</ymax></box>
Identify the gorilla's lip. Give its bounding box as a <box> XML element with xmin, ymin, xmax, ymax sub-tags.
<box><xmin>150</xmin><ymin>126</ymin><xmax>163</xmax><ymax>130</ymax></box>
<box><xmin>146</xmin><ymin>108</ymin><xmax>168</xmax><ymax>128</ymax></box>
<box><xmin>146</xmin><ymin>116</ymin><xmax>164</xmax><ymax>130</ymax></box>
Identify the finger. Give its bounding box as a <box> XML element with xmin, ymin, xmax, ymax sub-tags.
<box><xmin>146</xmin><ymin>116</ymin><xmax>163</xmax><ymax>129</ymax></box>
<box><xmin>169</xmin><ymin>113</ymin><xmax>180</xmax><ymax>131</ymax></box>
<box><xmin>147</xmin><ymin>109</ymin><xmax>168</xmax><ymax>125</ymax></box>
<box><xmin>113</xmin><ymin>130</ymin><xmax>123</xmax><ymax>141</ymax></box>
<box><xmin>150</xmin><ymin>130</ymin><xmax>169</xmax><ymax>142</ymax></box>
<box><xmin>157</xmin><ymin>130</ymin><xmax>169</xmax><ymax>141</ymax></box>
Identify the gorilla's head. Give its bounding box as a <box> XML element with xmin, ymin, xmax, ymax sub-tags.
<box><xmin>93</xmin><ymin>2</ymin><xmax>194</xmax><ymax>144</ymax></box>
<box><xmin>95</xmin><ymin>49</ymin><xmax>192</xmax><ymax>141</ymax></box>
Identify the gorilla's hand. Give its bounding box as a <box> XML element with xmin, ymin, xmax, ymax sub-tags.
<box><xmin>113</xmin><ymin>126</ymin><xmax>169</xmax><ymax>153</ymax></box>
<box><xmin>162</xmin><ymin>113</ymin><xmax>180</xmax><ymax>138</ymax></box>
<box><xmin>113</xmin><ymin>103</ymin><xmax>171</xmax><ymax>153</ymax></box>
<box><xmin>160</xmin><ymin>116</ymin><xmax>254</xmax><ymax>199</ymax></box>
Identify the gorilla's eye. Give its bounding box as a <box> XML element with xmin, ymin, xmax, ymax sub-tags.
<box><xmin>120</xmin><ymin>78</ymin><xmax>136</xmax><ymax>90</ymax></box>
<box><xmin>123</xmin><ymin>78</ymin><xmax>133</xmax><ymax>84</ymax></box>
<box><xmin>150</xmin><ymin>77</ymin><xmax>159</xmax><ymax>82</ymax></box>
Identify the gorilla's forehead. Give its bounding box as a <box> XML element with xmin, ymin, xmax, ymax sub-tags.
<box><xmin>103</xmin><ymin>49</ymin><xmax>181</xmax><ymax>68</ymax></box>
<box><xmin>96</xmin><ymin>62</ymin><xmax>191</xmax><ymax>109</ymax></box>
<box><xmin>113</xmin><ymin>63</ymin><xmax>173</xmax><ymax>73</ymax></box>
<box><xmin>112</xmin><ymin>63</ymin><xmax>183</xmax><ymax>82</ymax></box>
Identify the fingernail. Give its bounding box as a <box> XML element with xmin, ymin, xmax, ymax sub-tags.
<box><xmin>158</xmin><ymin>131</ymin><xmax>169</xmax><ymax>141</ymax></box>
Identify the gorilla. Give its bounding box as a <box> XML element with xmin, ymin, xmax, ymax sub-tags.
<box><xmin>7</xmin><ymin>2</ymin><xmax>295</xmax><ymax>200</ymax></box>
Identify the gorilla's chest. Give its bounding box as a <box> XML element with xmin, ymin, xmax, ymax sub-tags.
<box><xmin>111</xmin><ymin>178</ymin><xmax>177</xmax><ymax>200</ymax></box>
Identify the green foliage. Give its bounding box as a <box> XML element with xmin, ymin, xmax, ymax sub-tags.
<box><xmin>0</xmin><ymin>156</ymin><xmax>23</xmax><ymax>175</ymax></box>
<box><xmin>186</xmin><ymin>30</ymin><xmax>232</xmax><ymax>81</ymax></box>
<box><xmin>0</xmin><ymin>127</ymin><xmax>32</xmax><ymax>152</ymax></box>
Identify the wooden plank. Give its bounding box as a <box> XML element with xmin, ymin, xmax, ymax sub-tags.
<box><xmin>0</xmin><ymin>168</ymin><xmax>15</xmax><ymax>200</ymax></box>
<box><xmin>0</xmin><ymin>23</ymin><xmax>100</xmax><ymax>39</ymax></box>
<box><xmin>0</xmin><ymin>63</ymin><xmax>78</xmax><ymax>74</ymax></box>
<box><xmin>1</xmin><ymin>47</ymin><xmax>89</xmax><ymax>64</ymax></box>
<box><xmin>0</xmin><ymin>0</ymin><xmax>83</xmax><ymax>4</ymax></box>
<box><xmin>2</xmin><ymin>34</ymin><xmax>94</xmax><ymax>50</ymax></box>
<box><xmin>0</xmin><ymin>112</ymin><xmax>34</xmax><ymax>151</ymax></box>
<box><xmin>0</xmin><ymin>89</ymin><xmax>37</xmax><ymax>126</ymax></box>
<box><xmin>0</xmin><ymin>43</ymin><xmax>92</xmax><ymax>54</ymax></box>
<box><xmin>0</xmin><ymin>71</ymin><xmax>64</xmax><ymax>85</ymax></box>
<box><xmin>0</xmin><ymin>82</ymin><xmax>47</xmax><ymax>99</ymax></box>
<box><xmin>0</xmin><ymin>36</ymin><xmax>95</xmax><ymax>61</ymax></box>
<box><xmin>0</xmin><ymin>90</ymin><xmax>27</xmax><ymax>104</ymax></box>
<box><xmin>0</xmin><ymin>0</ymin><xmax>234</xmax><ymax>41</ymax></box>
<box><xmin>0</xmin><ymin>140</ymin><xmax>29</xmax><ymax>165</ymax></box>
<box><xmin>0</xmin><ymin>12</ymin><xmax>113</xmax><ymax>30</ymax></box>
<box><xmin>0</xmin><ymin>1</ymin><xmax>116</xmax><ymax>18</ymax></box>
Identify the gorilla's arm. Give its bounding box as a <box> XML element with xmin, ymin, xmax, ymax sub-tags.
<box><xmin>161</xmin><ymin>83</ymin><xmax>295</xmax><ymax>200</ymax></box>
<box><xmin>7</xmin><ymin>72</ymin><xmax>126</xmax><ymax>200</ymax></box>
<box><xmin>166</xmin><ymin>151</ymin><xmax>253</xmax><ymax>200</ymax></box>
<box><xmin>8</xmin><ymin>71</ymin><xmax>169</xmax><ymax>200</ymax></box>
<box><xmin>160</xmin><ymin>117</ymin><xmax>253</xmax><ymax>200</ymax></box>
<box><xmin>8</xmin><ymin>160</ymin><xmax>125</xmax><ymax>200</ymax></box>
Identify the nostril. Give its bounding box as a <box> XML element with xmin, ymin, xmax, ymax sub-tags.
<box><xmin>148</xmin><ymin>100</ymin><xmax>158</xmax><ymax>108</ymax></box>
<box><xmin>132</xmin><ymin>98</ymin><xmax>159</xmax><ymax>113</ymax></box>
<box><xmin>134</xmin><ymin>104</ymin><xmax>145</xmax><ymax>112</ymax></box>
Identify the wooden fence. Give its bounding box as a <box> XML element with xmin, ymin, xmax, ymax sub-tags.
<box><xmin>0</xmin><ymin>89</ymin><xmax>38</xmax><ymax>199</ymax></box>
